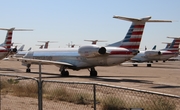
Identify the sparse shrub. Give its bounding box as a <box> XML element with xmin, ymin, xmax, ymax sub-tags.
<box><xmin>72</xmin><ymin>92</ymin><xmax>91</xmax><ymax>104</ymax></box>
<box><xmin>44</xmin><ymin>87</ymin><xmax>92</xmax><ymax>105</ymax></box>
<box><xmin>151</xmin><ymin>97</ymin><xmax>176</xmax><ymax>110</ymax></box>
<box><xmin>101</xmin><ymin>96</ymin><xmax>126</xmax><ymax>110</ymax></box>
<box><xmin>12</xmin><ymin>82</ymin><xmax>38</xmax><ymax>97</ymax></box>
<box><xmin>7</xmin><ymin>79</ymin><xmax>19</xmax><ymax>84</ymax></box>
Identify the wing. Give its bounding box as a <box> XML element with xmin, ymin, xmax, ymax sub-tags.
<box><xmin>17</xmin><ymin>58</ymin><xmax>73</xmax><ymax>66</ymax></box>
<box><xmin>130</xmin><ymin>58</ymin><xmax>141</xmax><ymax>62</ymax></box>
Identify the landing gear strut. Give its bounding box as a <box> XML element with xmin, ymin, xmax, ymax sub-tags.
<box><xmin>59</xmin><ymin>66</ymin><xmax>69</xmax><ymax>77</ymax></box>
<box><xmin>26</xmin><ymin>64</ymin><xmax>31</xmax><ymax>73</ymax></box>
<box><xmin>89</xmin><ymin>67</ymin><xmax>97</xmax><ymax>77</ymax></box>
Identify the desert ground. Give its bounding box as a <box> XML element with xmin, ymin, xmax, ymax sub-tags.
<box><xmin>0</xmin><ymin>59</ymin><xmax>180</xmax><ymax>110</ymax></box>
<box><xmin>0</xmin><ymin>59</ymin><xmax>180</xmax><ymax>96</ymax></box>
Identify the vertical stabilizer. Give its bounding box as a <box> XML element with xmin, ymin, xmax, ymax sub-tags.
<box><xmin>107</xmin><ymin>15</ymin><xmax>172</xmax><ymax>51</ymax></box>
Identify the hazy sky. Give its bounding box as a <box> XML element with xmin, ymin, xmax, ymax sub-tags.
<box><xmin>0</xmin><ymin>0</ymin><xmax>180</xmax><ymax>50</ymax></box>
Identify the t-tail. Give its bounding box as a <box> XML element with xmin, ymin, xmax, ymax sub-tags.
<box><xmin>0</xmin><ymin>28</ymin><xmax>15</xmax><ymax>49</ymax></box>
<box><xmin>107</xmin><ymin>15</ymin><xmax>172</xmax><ymax>52</ymax></box>
<box><xmin>18</xmin><ymin>45</ymin><xmax>25</xmax><ymax>51</ymax></box>
<box><xmin>0</xmin><ymin>28</ymin><xmax>33</xmax><ymax>50</ymax></box>
<box><xmin>165</xmin><ymin>37</ymin><xmax>180</xmax><ymax>53</ymax></box>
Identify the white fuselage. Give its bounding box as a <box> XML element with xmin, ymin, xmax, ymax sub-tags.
<box><xmin>24</xmin><ymin>47</ymin><xmax>134</xmax><ymax>69</ymax></box>
<box><xmin>132</xmin><ymin>50</ymin><xmax>178</xmax><ymax>62</ymax></box>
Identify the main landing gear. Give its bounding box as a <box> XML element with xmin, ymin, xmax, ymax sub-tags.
<box><xmin>59</xmin><ymin>66</ymin><xmax>69</xmax><ymax>77</ymax></box>
<box><xmin>89</xmin><ymin>67</ymin><xmax>97</xmax><ymax>77</ymax></box>
<box><xmin>26</xmin><ymin>64</ymin><xmax>31</xmax><ymax>73</ymax></box>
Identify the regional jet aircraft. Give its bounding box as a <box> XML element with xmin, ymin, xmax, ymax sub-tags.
<box><xmin>18</xmin><ymin>15</ymin><xmax>172</xmax><ymax>76</ymax></box>
<box><xmin>131</xmin><ymin>37</ymin><xmax>180</xmax><ymax>67</ymax></box>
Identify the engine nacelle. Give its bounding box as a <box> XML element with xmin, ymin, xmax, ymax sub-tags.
<box><xmin>78</xmin><ymin>45</ymin><xmax>106</xmax><ymax>57</ymax></box>
<box><xmin>145</xmin><ymin>51</ymin><xmax>161</xmax><ymax>57</ymax></box>
<box><xmin>9</xmin><ymin>47</ymin><xmax>18</xmax><ymax>55</ymax></box>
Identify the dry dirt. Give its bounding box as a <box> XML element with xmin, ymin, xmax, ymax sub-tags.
<box><xmin>0</xmin><ymin>60</ymin><xmax>180</xmax><ymax>109</ymax></box>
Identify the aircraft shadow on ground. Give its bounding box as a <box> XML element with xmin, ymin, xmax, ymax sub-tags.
<box><xmin>150</xmin><ymin>66</ymin><xmax>180</xmax><ymax>69</ymax></box>
<box><xmin>27</xmin><ymin>71</ymin><xmax>159</xmax><ymax>84</ymax></box>
<box><xmin>121</xmin><ymin>65</ymin><xmax>180</xmax><ymax>69</ymax></box>
<box><xmin>90</xmin><ymin>77</ymin><xmax>154</xmax><ymax>84</ymax></box>
<box><xmin>0</xmin><ymin>68</ymin><xmax>16</xmax><ymax>71</ymax></box>
<box><xmin>151</xmin><ymin>85</ymin><xmax>180</xmax><ymax>89</ymax></box>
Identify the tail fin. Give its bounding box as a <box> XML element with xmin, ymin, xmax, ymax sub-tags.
<box><xmin>38</xmin><ymin>41</ymin><xmax>58</xmax><ymax>49</ymax></box>
<box><xmin>107</xmin><ymin>15</ymin><xmax>172</xmax><ymax>50</ymax></box>
<box><xmin>18</xmin><ymin>45</ymin><xmax>25</xmax><ymax>51</ymax></box>
<box><xmin>28</xmin><ymin>47</ymin><xmax>32</xmax><ymax>51</ymax></box>
<box><xmin>152</xmin><ymin>45</ymin><xmax>156</xmax><ymax>50</ymax></box>
<box><xmin>3</xmin><ymin>28</ymin><xmax>15</xmax><ymax>49</ymax></box>
<box><xmin>165</xmin><ymin>38</ymin><xmax>180</xmax><ymax>53</ymax></box>
<box><xmin>0</xmin><ymin>28</ymin><xmax>33</xmax><ymax>50</ymax></box>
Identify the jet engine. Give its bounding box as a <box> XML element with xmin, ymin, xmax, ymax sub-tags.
<box><xmin>78</xmin><ymin>45</ymin><xmax>106</xmax><ymax>57</ymax></box>
<box><xmin>9</xmin><ymin>47</ymin><xmax>18</xmax><ymax>55</ymax></box>
<box><xmin>145</xmin><ymin>51</ymin><xmax>161</xmax><ymax>57</ymax></box>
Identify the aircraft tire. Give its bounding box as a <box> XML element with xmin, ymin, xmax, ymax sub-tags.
<box><xmin>61</xmin><ymin>71</ymin><xmax>69</xmax><ymax>77</ymax></box>
<box><xmin>90</xmin><ymin>71</ymin><xmax>97</xmax><ymax>77</ymax></box>
<box><xmin>147</xmin><ymin>64</ymin><xmax>151</xmax><ymax>67</ymax></box>
<box><xmin>133</xmin><ymin>64</ymin><xmax>138</xmax><ymax>67</ymax></box>
<box><xmin>26</xmin><ymin>69</ymin><xmax>31</xmax><ymax>73</ymax></box>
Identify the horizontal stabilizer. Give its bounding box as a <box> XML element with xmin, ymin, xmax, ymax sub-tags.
<box><xmin>113</xmin><ymin>15</ymin><xmax>172</xmax><ymax>22</ymax></box>
<box><xmin>167</xmin><ymin>36</ymin><xmax>180</xmax><ymax>39</ymax></box>
<box><xmin>0</xmin><ymin>28</ymin><xmax>33</xmax><ymax>31</ymax></box>
<box><xmin>38</xmin><ymin>41</ymin><xmax>58</xmax><ymax>43</ymax></box>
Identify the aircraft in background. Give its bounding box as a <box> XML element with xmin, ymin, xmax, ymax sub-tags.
<box><xmin>36</xmin><ymin>44</ymin><xmax>44</xmax><ymax>49</ymax></box>
<box><xmin>84</xmin><ymin>40</ymin><xmax>107</xmax><ymax>45</ymax></box>
<box><xmin>0</xmin><ymin>28</ymin><xmax>32</xmax><ymax>60</ymax></box>
<box><xmin>131</xmin><ymin>37</ymin><xmax>180</xmax><ymax>67</ymax></box>
<box><xmin>37</xmin><ymin>41</ymin><xmax>58</xmax><ymax>49</ymax></box>
<box><xmin>18</xmin><ymin>15</ymin><xmax>172</xmax><ymax>76</ymax></box>
<box><xmin>13</xmin><ymin>46</ymin><xmax>32</xmax><ymax>58</ymax></box>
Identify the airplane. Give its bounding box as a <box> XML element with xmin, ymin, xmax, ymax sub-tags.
<box><xmin>84</xmin><ymin>40</ymin><xmax>107</xmax><ymax>45</ymax></box>
<box><xmin>13</xmin><ymin>46</ymin><xmax>32</xmax><ymax>58</ymax></box>
<box><xmin>17</xmin><ymin>15</ymin><xmax>172</xmax><ymax>76</ymax></box>
<box><xmin>67</xmin><ymin>42</ymin><xmax>79</xmax><ymax>48</ymax></box>
<box><xmin>130</xmin><ymin>37</ymin><xmax>180</xmax><ymax>67</ymax></box>
<box><xmin>37</xmin><ymin>41</ymin><xmax>58</xmax><ymax>49</ymax></box>
<box><xmin>36</xmin><ymin>44</ymin><xmax>44</xmax><ymax>49</ymax></box>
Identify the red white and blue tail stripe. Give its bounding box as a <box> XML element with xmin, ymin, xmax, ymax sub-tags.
<box><xmin>107</xmin><ymin>15</ymin><xmax>172</xmax><ymax>51</ymax></box>
<box><xmin>119</xmin><ymin>23</ymin><xmax>145</xmax><ymax>50</ymax></box>
<box><xmin>165</xmin><ymin>38</ymin><xmax>180</xmax><ymax>53</ymax></box>
<box><xmin>4</xmin><ymin>30</ymin><xmax>13</xmax><ymax>49</ymax></box>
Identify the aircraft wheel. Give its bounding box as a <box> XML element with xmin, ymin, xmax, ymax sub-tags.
<box><xmin>61</xmin><ymin>71</ymin><xmax>69</xmax><ymax>77</ymax></box>
<box><xmin>26</xmin><ymin>69</ymin><xmax>31</xmax><ymax>73</ymax></box>
<box><xmin>156</xmin><ymin>60</ymin><xmax>158</xmax><ymax>62</ymax></box>
<box><xmin>90</xmin><ymin>71</ymin><xmax>97</xmax><ymax>77</ymax></box>
<box><xmin>147</xmin><ymin>64</ymin><xmax>151</xmax><ymax>67</ymax></box>
<box><xmin>133</xmin><ymin>64</ymin><xmax>138</xmax><ymax>67</ymax></box>
<box><xmin>163</xmin><ymin>60</ymin><xmax>166</xmax><ymax>62</ymax></box>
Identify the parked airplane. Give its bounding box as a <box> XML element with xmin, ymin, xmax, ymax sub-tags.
<box><xmin>131</xmin><ymin>37</ymin><xmax>180</xmax><ymax>67</ymax></box>
<box><xmin>18</xmin><ymin>15</ymin><xmax>172</xmax><ymax>76</ymax></box>
<box><xmin>36</xmin><ymin>44</ymin><xmax>44</xmax><ymax>49</ymax></box>
<box><xmin>38</xmin><ymin>41</ymin><xmax>58</xmax><ymax>49</ymax></box>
